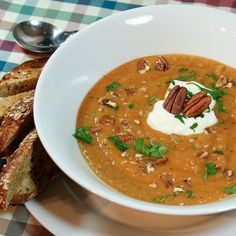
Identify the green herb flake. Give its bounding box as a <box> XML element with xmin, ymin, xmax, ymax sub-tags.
<box><xmin>134</xmin><ymin>138</ymin><xmax>168</xmax><ymax>158</ymax></box>
<box><xmin>205</xmin><ymin>73</ymin><xmax>218</xmax><ymax>81</ymax></box>
<box><xmin>176</xmin><ymin>71</ymin><xmax>196</xmax><ymax>81</ymax></box>
<box><xmin>154</xmin><ymin>191</ymin><xmax>182</xmax><ymax>202</ymax></box>
<box><xmin>179</xmin><ymin>68</ymin><xmax>188</xmax><ymax>73</ymax></box>
<box><xmin>224</xmin><ymin>184</ymin><xmax>236</xmax><ymax>194</ymax></box>
<box><xmin>148</xmin><ymin>96</ymin><xmax>157</xmax><ymax>106</ymax></box>
<box><xmin>213</xmin><ymin>149</ymin><xmax>224</xmax><ymax>155</ymax></box>
<box><xmin>217</xmin><ymin>98</ymin><xmax>228</xmax><ymax>113</ymax></box>
<box><xmin>197</xmin><ymin>113</ymin><xmax>204</xmax><ymax>118</ymax></box>
<box><xmin>186</xmin><ymin>190</ymin><xmax>194</xmax><ymax>199</ymax></box>
<box><xmin>174</xmin><ymin>114</ymin><xmax>186</xmax><ymax>123</ymax></box>
<box><xmin>190</xmin><ymin>122</ymin><xmax>198</xmax><ymax>131</ymax></box>
<box><xmin>106</xmin><ymin>81</ymin><xmax>120</xmax><ymax>92</ymax></box>
<box><xmin>128</xmin><ymin>103</ymin><xmax>134</xmax><ymax>109</ymax></box>
<box><xmin>74</xmin><ymin>126</ymin><xmax>92</xmax><ymax>144</ymax></box>
<box><xmin>203</xmin><ymin>162</ymin><xmax>218</xmax><ymax>180</ymax></box>
<box><xmin>108</xmin><ymin>136</ymin><xmax>129</xmax><ymax>152</ymax></box>
<box><xmin>186</xmin><ymin>90</ymin><xmax>193</xmax><ymax>99</ymax></box>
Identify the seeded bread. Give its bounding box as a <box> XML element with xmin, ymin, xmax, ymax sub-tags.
<box><xmin>0</xmin><ymin>90</ymin><xmax>34</xmax><ymax>154</ymax></box>
<box><xmin>0</xmin><ymin>129</ymin><xmax>60</xmax><ymax>210</ymax></box>
<box><xmin>0</xmin><ymin>91</ymin><xmax>31</xmax><ymax>123</ymax></box>
<box><xmin>0</xmin><ymin>57</ymin><xmax>49</xmax><ymax>97</ymax></box>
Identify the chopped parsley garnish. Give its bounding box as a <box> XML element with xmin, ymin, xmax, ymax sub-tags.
<box><xmin>134</xmin><ymin>138</ymin><xmax>168</xmax><ymax>158</ymax></box>
<box><xmin>128</xmin><ymin>103</ymin><xmax>134</xmax><ymax>109</ymax></box>
<box><xmin>224</xmin><ymin>184</ymin><xmax>236</xmax><ymax>194</ymax></box>
<box><xmin>106</xmin><ymin>81</ymin><xmax>120</xmax><ymax>92</ymax></box>
<box><xmin>213</xmin><ymin>149</ymin><xmax>224</xmax><ymax>155</ymax></box>
<box><xmin>186</xmin><ymin>190</ymin><xmax>194</xmax><ymax>199</ymax></box>
<box><xmin>154</xmin><ymin>191</ymin><xmax>182</xmax><ymax>202</ymax></box>
<box><xmin>174</xmin><ymin>114</ymin><xmax>186</xmax><ymax>123</ymax></box>
<box><xmin>205</xmin><ymin>73</ymin><xmax>218</xmax><ymax>81</ymax></box>
<box><xmin>197</xmin><ymin>113</ymin><xmax>204</xmax><ymax>118</ymax></box>
<box><xmin>148</xmin><ymin>96</ymin><xmax>157</xmax><ymax>106</ymax></box>
<box><xmin>176</xmin><ymin>71</ymin><xmax>196</xmax><ymax>81</ymax></box>
<box><xmin>108</xmin><ymin>136</ymin><xmax>129</xmax><ymax>152</ymax></box>
<box><xmin>217</xmin><ymin>98</ymin><xmax>228</xmax><ymax>113</ymax></box>
<box><xmin>203</xmin><ymin>162</ymin><xmax>218</xmax><ymax>180</ymax></box>
<box><xmin>190</xmin><ymin>122</ymin><xmax>198</xmax><ymax>131</ymax></box>
<box><xmin>74</xmin><ymin>126</ymin><xmax>92</xmax><ymax>144</ymax></box>
<box><xmin>186</xmin><ymin>90</ymin><xmax>193</xmax><ymax>99</ymax></box>
<box><xmin>179</xmin><ymin>68</ymin><xmax>188</xmax><ymax>73</ymax></box>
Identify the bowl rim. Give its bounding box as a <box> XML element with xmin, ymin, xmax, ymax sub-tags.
<box><xmin>34</xmin><ymin>4</ymin><xmax>236</xmax><ymax>216</ymax></box>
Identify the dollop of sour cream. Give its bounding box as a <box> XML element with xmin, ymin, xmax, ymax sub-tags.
<box><xmin>147</xmin><ymin>80</ymin><xmax>218</xmax><ymax>135</ymax></box>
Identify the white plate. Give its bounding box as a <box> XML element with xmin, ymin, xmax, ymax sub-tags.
<box><xmin>25</xmin><ymin>175</ymin><xmax>236</xmax><ymax>236</ymax></box>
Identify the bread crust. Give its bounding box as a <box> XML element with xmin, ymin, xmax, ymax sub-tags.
<box><xmin>0</xmin><ymin>129</ymin><xmax>59</xmax><ymax>209</ymax></box>
<box><xmin>0</xmin><ymin>57</ymin><xmax>49</xmax><ymax>97</ymax></box>
<box><xmin>0</xmin><ymin>90</ymin><xmax>34</xmax><ymax>154</ymax></box>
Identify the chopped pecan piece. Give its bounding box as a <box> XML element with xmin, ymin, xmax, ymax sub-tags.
<box><xmin>137</xmin><ymin>59</ymin><xmax>150</xmax><ymax>74</ymax></box>
<box><xmin>183</xmin><ymin>91</ymin><xmax>211</xmax><ymax>118</ymax></box>
<box><xmin>163</xmin><ymin>85</ymin><xmax>187</xmax><ymax>115</ymax></box>
<box><xmin>151</xmin><ymin>157</ymin><xmax>168</xmax><ymax>166</ymax></box>
<box><xmin>196</xmin><ymin>151</ymin><xmax>208</xmax><ymax>159</ymax></box>
<box><xmin>224</xmin><ymin>169</ymin><xmax>234</xmax><ymax>180</ymax></box>
<box><xmin>160</xmin><ymin>173</ymin><xmax>174</xmax><ymax>188</ymax></box>
<box><xmin>99</xmin><ymin>115</ymin><xmax>115</xmax><ymax>125</ymax></box>
<box><xmin>155</xmin><ymin>56</ymin><xmax>169</xmax><ymax>71</ymax></box>
<box><xmin>90</xmin><ymin>126</ymin><xmax>103</xmax><ymax>134</ymax></box>
<box><xmin>120</xmin><ymin>119</ymin><xmax>130</xmax><ymax>127</ymax></box>
<box><xmin>125</xmin><ymin>87</ymin><xmax>136</xmax><ymax>96</ymax></box>
<box><xmin>215</xmin><ymin>75</ymin><xmax>235</xmax><ymax>88</ymax></box>
<box><xmin>116</xmin><ymin>131</ymin><xmax>132</xmax><ymax>142</ymax></box>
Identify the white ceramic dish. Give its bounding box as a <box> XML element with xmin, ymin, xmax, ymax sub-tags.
<box><xmin>25</xmin><ymin>175</ymin><xmax>236</xmax><ymax>236</ymax></box>
<box><xmin>34</xmin><ymin>4</ymin><xmax>236</xmax><ymax>231</ymax></box>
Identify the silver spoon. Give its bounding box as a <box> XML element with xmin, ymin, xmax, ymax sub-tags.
<box><xmin>12</xmin><ymin>20</ymin><xmax>78</xmax><ymax>53</ymax></box>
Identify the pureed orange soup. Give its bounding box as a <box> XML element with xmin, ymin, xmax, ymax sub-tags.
<box><xmin>75</xmin><ymin>54</ymin><xmax>236</xmax><ymax>205</ymax></box>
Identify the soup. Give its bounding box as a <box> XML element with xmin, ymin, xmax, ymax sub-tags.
<box><xmin>75</xmin><ymin>54</ymin><xmax>236</xmax><ymax>205</ymax></box>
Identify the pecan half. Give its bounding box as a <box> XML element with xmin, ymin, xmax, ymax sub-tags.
<box><xmin>163</xmin><ymin>85</ymin><xmax>187</xmax><ymax>115</ymax></box>
<box><xmin>182</xmin><ymin>91</ymin><xmax>211</xmax><ymax>118</ymax></box>
<box><xmin>155</xmin><ymin>56</ymin><xmax>169</xmax><ymax>71</ymax></box>
<box><xmin>137</xmin><ymin>59</ymin><xmax>150</xmax><ymax>74</ymax></box>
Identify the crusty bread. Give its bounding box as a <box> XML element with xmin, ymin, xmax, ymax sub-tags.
<box><xmin>0</xmin><ymin>57</ymin><xmax>48</xmax><ymax>97</ymax></box>
<box><xmin>0</xmin><ymin>57</ymin><xmax>60</xmax><ymax>210</ymax></box>
<box><xmin>0</xmin><ymin>90</ymin><xmax>34</xmax><ymax>154</ymax></box>
<box><xmin>0</xmin><ymin>91</ymin><xmax>31</xmax><ymax>123</ymax></box>
<box><xmin>0</xmin><ymin>129</ymin><xmax>59</xmax><ymax>210</ymax></box>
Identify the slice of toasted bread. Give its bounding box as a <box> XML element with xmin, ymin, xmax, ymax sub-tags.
<box><xmin>0</xmin><ymin>129</ymin><xmax>60</xmax><ymax>209</ymax></box>
<box><xmin>0</xmin><ymin>90</ymin><xmax>34</xmax><ymax>154</ymax></box>
<box><xmin>0</xmin><ymin>91</ymin><xmax>32</xmax><ymax>123</ymax></box>
<box><xmin>0</xmin><ymin>57</ymin><xmax>48</xmax><ymax>97</ymax></box>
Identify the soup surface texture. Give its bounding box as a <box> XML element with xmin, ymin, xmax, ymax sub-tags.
<box><xmin>76</xmin><ymin>54</ymin><xmax>236</xmax><ymax>205</ymax></box>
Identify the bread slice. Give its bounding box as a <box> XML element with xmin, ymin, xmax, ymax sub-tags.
<box><xmin>0</xmin><ymin>57</ymin><xmax>48</xmax><ymax>97</ymax></box>
<box><xmin>0</xmin><ymin>129</ymin><xmax>60</xmax><ymax>210</ymax></box>
<box><xmin>0</xmin><ymin>90</ymin><xmax>34</xmax><ymax>154</ymax></box>
<box><xmin>0</xmin><ymin>91</ymin><xmax>32</xmax><ymax>123</ymax></box>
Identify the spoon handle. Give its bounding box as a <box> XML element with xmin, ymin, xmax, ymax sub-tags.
<box><xmin>55</xmin><ymin>30</ymin><xmax>78</xmax><ymax>44</ymax></box>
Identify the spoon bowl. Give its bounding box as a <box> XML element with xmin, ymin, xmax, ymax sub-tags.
<box><xmin>13</xmin><ymin>20</ymin><xmax>77</xmax><ymax>53</ymax></box>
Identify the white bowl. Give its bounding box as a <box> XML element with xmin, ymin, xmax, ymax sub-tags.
<box><xmin>34</xmin><ymin>4</ymin><xmax>236</xmax><ymax>231</ymax></box>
